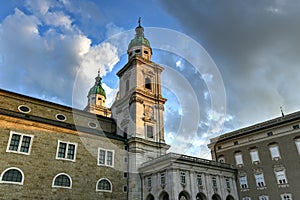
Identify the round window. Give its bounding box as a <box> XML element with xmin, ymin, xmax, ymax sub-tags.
<box><xmin>88</xmin><ymin>122</ymin><xmax>97</xmax><ymax>128</ymax></box>
<box><xmin>55</xmin><ymin>114</ymin><xmax>67</xmax><ymax>121</ymax></box>
<box><xmin>18</xmin><ymin>105</ymin><xmax>31</xmax><ymax>113</ymax></box>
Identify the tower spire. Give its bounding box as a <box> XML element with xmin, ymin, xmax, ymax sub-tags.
<box><xmin>138</xmin><ymin>17</ymin><xmax>141</xmax><ymax>27</ymax></box>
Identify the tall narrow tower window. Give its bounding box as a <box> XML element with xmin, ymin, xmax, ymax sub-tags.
<box><xmin>126</xmin><ymin>80</ymin><xmax>129</xmax><ymax>92</ymax></box>
<box><xmin>145</xmin><ymin>77</ymin><xmax>152</xmax><ymax>90</ymax></box>
<box><xmin>146</xmin><ymin>125</ymin><xmax>153</xmax><ymax>138</ymax></box>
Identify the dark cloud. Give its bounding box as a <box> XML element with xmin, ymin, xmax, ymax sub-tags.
<box><xmin>158</xmin><ymin>0</ymin><xmax>300</xmax><ymax>128</ymax></box>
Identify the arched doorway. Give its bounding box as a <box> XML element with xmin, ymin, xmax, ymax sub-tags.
<box><xmin>226</xmin><ymin>195</ymin><xmax>234</xmax><ymax>200</ymax></box>
<box><xmin>178</xmin><ymin>191</ymin><xmax>190</xmax><ymax>200</ymax></box>
<box><xmin>146</xmin><ymin>194</ymin><xmax>155</xmax><ymax>200</ymax></box>
<box><xmin>159</xmin><ymin>191</ymin><xmax>169</xmax><ymax>200</ymax></box>
<box><xmin>196</xmin><ymin>192</ymin><xmax>207</xmax><ymax>200</ymax></box>
<box><xmin>212</xmin><ymin>194</ymin><xmax>221</xmax><ymax>200</ymax></box>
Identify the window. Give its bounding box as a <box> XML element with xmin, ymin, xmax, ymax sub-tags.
<box><xmin>275</xmin><ymin>170</ymin><xmax>288</xmax><ymax>184</ymax></box>
<box><xmin>242</xmin><ymin>197</ymin><xmax>251</xmax><ymax>200</ymax></box>
<box><xmin>218</xmin><ymin>156</ymin><xmax>225</xmax><ymax>163</ymax></box>
<box><xmin>212</xmin><ymin>176</ymin><xmax>217</xmax><ymax>187</ymax></box>
<box><xmin>147</xmin><ymin>176</ymin><xmax>152</xmax><ymax>188</ymax></box>
<box><xmin>234</xmin><ymin>141</ymin><xmax>238</xmax><ymax>145</ymax></box>
<box><xmin>52</xmin><ymin>173</ymin><xmax>72</xmax><ymax>189</ymax></box>
<box><xmin>255</xmin><ymin>173</ymin><xmax>265</xmax><ymax>187</ymax></box>
<box><xmin>267</xmin><ymin>132</ymin><xmax>273</xmax><ymax>136</ymax></box>
<box><xmin>239</xmin><ymin>176</ymin><xmax>248</xmax><ymax>189</ymax></box>
<box><xmin>196</xmin><ymin>173</ymin><xmax>203</xmax><ymax>186</ymax></box>
<box><xmin>281</xmin><ymin>193</ymin><xmax>292</xmax><ymax>200</ymax></box>
<box><xmin>225</xmin><ymin>178</ymin><xmax>230</xmax><ymax>189</ymax></box>
<box><xmin>0</xmin><ymin>167</ymin><xmax>24</xmax><ymax>185</ymax></box>
<box><xmin>98</xmin><ymin>148</ymin><xmax>114</xmax><ymax>167</ymax></box>
<box><xmin>293</xmin><ymin>124</ymin><xmax>299</xmax><ymax>129</ymax></box>
<box><xmin>259</xmin><ymin>195</ymin><xmax>269</xmax><ymax>200</ymax></box>
<box><xmin>123</xmin><ymin>185</ymin><xmax>127</xmax><ymax>192</ymax></box>
<box><xmin>18</xmin><ymin>105</ymin><xmax>31</xmax><ymax>113</ymax></box>
<box><xmin>235</xmin><ymin>152</ymin><xmax>243</xmax><ymax>165</ymax></box>
<box><xmin>295</xmin><ymin>139</ymin><xmax>300</xmax><ymax>155</ymax></box>
<box><xmin>56</xmin><ymin>140</ymin><xmax>77</xmax><ymax>161</ymax></box>
<box><xmin>269</xmin><ymin>144</ymin><xmax>280</xmax><ymax>159</ymax></box>
<box><xmin>6</xmin><ymin>131</ymin><xmax>33</xmax><ymax>155</ymax></box>
<box><xmin>55</xmin><ymin>114</ymin><xmax>66</xmax><ymax>121</ymax></box>
<box><xmin>96</xmin><ymin>178</ymin><xmax>112</xmax><ymax>192</ymax></box>
<box><xmin>180</xmin><ymin>171</ymin><xmax>186</xmax><ymax>185</ymax></box>
<box><xmin>126</xmin><ymin>80</ymin><xmax>129</xmax><ymax>92</ymax></box>
<box><xmin>250</xmin><ymin>149</ymin><xmax>260</xmax><ymax>163</ymax></box>
<box><xmin>146</xmin><ymin>125</ymin><xmax>153</xmax><ymax>138</ymax></box>
<box><xmin>160</xmin><ymin>172</ymin><xmax>166</xmax><ymax>185</ymax></box>
<box><xmin>124</xmin><ymin>172</ymin><xmax>128</xmax><ymax>178</ymax></box>
<box><xmin>145</xmin><ymin>77</ymin><xmax>152</xmax><ymax>90</ymax></box>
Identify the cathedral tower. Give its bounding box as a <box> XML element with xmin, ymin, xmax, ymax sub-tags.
<box><xmin>84</xmin><ymin>71</ymin><xmax>111</xmax><ymax>117</ymax></box>
<box><xmin>111</xmin><ymin>19</ymin><xmax>170</xmax><ymax>199</ymax></box>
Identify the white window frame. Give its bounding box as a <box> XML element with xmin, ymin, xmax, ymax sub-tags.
<box><xmin>196</xmin><ymin>173</ymin><xmax>203</xmax><ymax>186</ymax></box>
<box><xmin>56</xmin><ymin>140</ymin><xmax>77</xmax><ymax>162</ymax></box>
<box><xmin>239</xmin><ymin>176</ymin><xmax>248</xmax><ymax>189</ymax></box>
<box><xmin>147</xmin><ymin>176</ymin><xmax>152</xmax><ymax>188</ymax></box>
<box><xmin>52</xmin><ymin>173</ymin><xmax>72</xmax><ymax>189</ymax></box>
<box><xmin>160</xmin><ymin>172</ymin><xmax>166</xmax><ymax>185</ymax></box>
<box><xmin>242</xmin><ymin>197</ymin><xmax>251</xmax><ymax>200</ymax></box>
<box><xmin>269</xmin><ymin>144</ymin><xmax>281</xmax><ymax>160</ymax></box>
<box><xmin>180</xmin><ymin>171</ymin><xmax>186</xmax><ymax>185</ymax></box>
<box><xmin>97</xmin><ymin>148</ymin><xmax>115</xmax><ymax>167</ymax></box>
<box><xmin>259</xmin><ymin>196</ymin><xmax>269</xmax><ymax>200</ymax></box>
<box><xmin>295</xmin><ymin>139</ymin><xmax>300</xmax><ymax>155</ymax></box>
<box><xmin>281</xmin><ymin>193</ymin><xmax>292</xmax><ymax>200</ymax></box>
<box><xmin>250</xmin><ymin>149</ymin><xmax>260</xmax><ymax>163</ymax></box>
<box><xmin>0</xmin><ymin>167</ymin><xmax>24</xmax><ymax>185</ymax></box>
<box><xmin>235</xmin><ymin>152</ymin><xmax>243</xmax><ymax>165</ymax></box>
<box><xmin>6</xmin><ymin>131</ymin><xmax>34</xmax><ymax>155</ymax></box>
<box><xmin>255</xmin><ymin>173</ymin><xmax>266</xmax><ymax>187</ymax></box>
<box><xmin>275</xmin><ymin>170</ymin><xmax>288</xmax><ymax>184</ymax></box>
<box><xmin>96</xmin><ymin>178</ymin><xmax>112</xmax><ymax>192</ymax></box>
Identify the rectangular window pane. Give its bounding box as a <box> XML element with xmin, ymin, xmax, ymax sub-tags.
<box><xmin>147</xmin><ymin>177</ymin><xmax>152</xmax><ymax>187</ymax></box>
<box><xmin>197</xmin><ymin>174</ymin><xmax>202</xmax><ymax>186</ymax></box>
<box><xmin>255</xmin><ymin>174</ymin><xmax>265</xmax><ymax>187</ymax></box>
<box><xmin>270</xmin><ymin>146</ymin><xmax>280</xmax><ymax>158</ymax></box>
<box><xmin>161</xmin><ymin>173</ymin><xmax>166</xmax><ymax>185</ymax></box>
<box><xmin>180</xmin><ymin>171</ymin><xmax>186</xmax><ymax>184</ymax></box>
<box><xmin>67</xmin><ymin>144</ymin><xmax>75</xmax><ymax>160</ymax></box>
<box><xmin>58</xmin><ymin>142</ymin><xmax>67</xmax><ymax>158</ymax></box>
<box><xmin>250</xmin><ymin>150</ymin><xmax>259</xmax><ymax>162</ymax></box>
<box><xmin>9</xmin><ymin>134</ymin><xmax>21</xmax><ymax>151</ymax></box>
<box><xmin>212</xmin><ymin>176</ymin><xmax>217</xmax><ymax>187</ymax></box>
<box><xmin>106</xmin><ymin>151</ymin><xmax>113</xmax><ymax>166</ymax></box>
<box><xmin>147</xmin><ymin>125</ymin><xmax>153</xmax><ymax>138</ymax></box>
<box><xmin>20</xmin><ymin>136</ymin><xmax>31</xmax><ymax>153</ymax></box>
<box><xmin>99</xmin><ymin>150</ymin><xmax>106</xmax><ymax>165</ymax></box>
<box><xmin>235</xmin><ymin>154</ymin><xmax>243</xmax><ymax>165</ymax></box>
<box><xmin>240</xmin><ymin>176</ymin><xmax>248</xmax><ymax>188</ymax></box>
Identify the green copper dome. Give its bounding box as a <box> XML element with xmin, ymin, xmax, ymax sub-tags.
<box><xmin>128</xmin><ymin>19</ymin><xmax>151</xmax><ymax>50</ymax></box>
<box><xmin>88</xmin><ymin>74</ymin><xmax>106</xmax><ymax>98</ymax></box>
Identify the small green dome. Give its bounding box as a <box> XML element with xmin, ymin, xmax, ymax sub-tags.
<box><xmin>128</xmin><ymin>35</ymin><xmax>151</xmax><ymax>50</ymax></box>
<box><xmin>88</xmin><ymin>74</ymin><xmax>106</xmax><ymax>98</ymax></box>
<box><xmin>128</xmin><ymin>25</ymin><xmax>151</xmax><ymax>50</ymax></box>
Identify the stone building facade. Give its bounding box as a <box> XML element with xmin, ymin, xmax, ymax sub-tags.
<box><xmin>208</xmin><ymin>111</ymin><xmax>300</xmax><ymax>200</ymax></box>
<box><xmin>0</xmin><ymin>20</ymin><xmax>239</xmax><ymax>200</ymax></box>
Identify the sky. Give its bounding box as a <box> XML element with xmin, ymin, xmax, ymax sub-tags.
<box><xmin>1</xmin><ymin>0</ymin><xmax>300</xmax><ymax>159</ymax></box>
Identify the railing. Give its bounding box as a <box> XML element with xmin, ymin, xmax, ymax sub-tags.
<box><xmin>140</xmin><ymin>152</ymin><xmax>235</xmax><ymax>169</ymax></box>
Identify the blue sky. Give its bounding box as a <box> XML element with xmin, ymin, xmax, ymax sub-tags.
<box><xmin>1</xmin><ymin>0</ymin><xmax>300</xmax><ymax>158</ymax></box>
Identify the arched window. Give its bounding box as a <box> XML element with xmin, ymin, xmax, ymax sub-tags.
<box><xmin>52</xmin><ymin>173</ymin><xmax>72</xmax><ymax>189</ymax></box>
<box><xmin>145</xmin><ymin>77</ymin><xmax>152</xmax><ymax>90</ymax></box>
<box><xmin>96</xmin><ymin>178</ymin><xmax>112</xmax><ymax>192</ymax></box>
<box><xmin>0</xmin><ymin>167</ymin><xmax>24</xmax><ymax>185</ymax></box>
<box><xmin>146</xmin><ymin>194</ymin><xmax>155</xmax><ymax>200</ymax></box>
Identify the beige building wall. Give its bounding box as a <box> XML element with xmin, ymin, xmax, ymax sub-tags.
<box><xmin>0</xmin><ymin>90</ymin><xmax>127</xmax><ymax>199</ymax></box>
<box><xmin>208</xmin><ymin>112</ymin><xmax>300</xmax><ymax>200</ymax></box>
